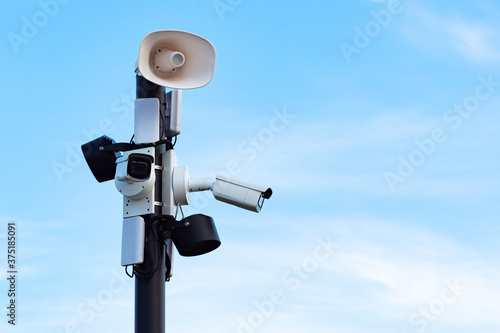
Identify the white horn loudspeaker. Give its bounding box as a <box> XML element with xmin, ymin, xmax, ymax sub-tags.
<box><xmin>137</xmin><ymin>30</ymin><xmax>216</xmax><ymax>89</ymax></box>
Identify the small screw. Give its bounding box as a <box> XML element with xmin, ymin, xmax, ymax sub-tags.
<box><xmin>184</xmin><ymin>222</ymin><xmax>190</xmax><ymax>227</ymax></box>
<box><xmin>99</xmin><ymin>146</ymin><xmax>104</xmax><ymax>152</ymax></box>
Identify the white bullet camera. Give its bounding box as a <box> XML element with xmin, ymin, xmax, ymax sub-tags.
<box><xmin>115</xmin><ymin>148</ymin><xmax>155</xmax><ymax>200</ymax></box>
<box><xmin>171</xmin><ymin>167</ymin><xmax>272</xmax><ymax>213</ymax></box>
<box><xmin>212</xmin><ymin>175</ymin><xmax>272</xmax><ymax>213</ymax></box>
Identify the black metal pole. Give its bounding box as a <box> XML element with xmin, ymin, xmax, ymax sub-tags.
<box><xmin>135</xmin><ymin>75</ymin><xmax>167</xmax><ymax>333</ymax></box>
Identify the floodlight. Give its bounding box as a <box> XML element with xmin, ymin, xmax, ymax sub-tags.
<box><xmin>81</xmin><ymin>135</ymin><xmax>119</xmax><ymax>183</ymax></box>
<box><xmin>170</xmin><ymin>214</ymin><xmax>221</xmax><ymax>257</ymax></box>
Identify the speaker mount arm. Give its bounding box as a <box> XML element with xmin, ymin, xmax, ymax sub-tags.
<box><xmin>99</xmin><ymin>139</ymin><xmax>174</xmax><ymax>153</ymax></box>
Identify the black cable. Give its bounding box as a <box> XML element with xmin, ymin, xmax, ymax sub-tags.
<box><xmin>134</xmin><ymin>221</ymin><xmax>152</xmax><ymax>276</ymax></box>
<box><xmin>134</xmin><ymin>216</ymin><xmax>171</xmax><ymax>279</ymax></box>
<box><xmin>124</xmin><ymin>215</ymin><xmax>177</xmax><ymax>279</ymax></box>
<box><xmin>149</xmin><ymin>220</ymin><xmax>163</xmax><ymax>276</ymax></box>
<box><xmin>100</xmin><ymin>139</ymin><xmax>173</xmax><ymax>153</ymax></box>
<box><xmin>125</xmin><ymin>265</ymin><xmax>135</xmax><ymax>278</ymax></box>
<box><xmin>134</xmin><ymin>221</ymin><xmax>158</xmax><ymax>278</ymax></box>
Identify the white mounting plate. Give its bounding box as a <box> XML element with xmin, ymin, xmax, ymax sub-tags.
<box><xmin>123</xmin><ymin>193</ymin><xmax>155</xmax><ymax>218</ymax></box>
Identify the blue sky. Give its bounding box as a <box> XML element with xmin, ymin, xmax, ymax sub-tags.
<box><xmin>1</xmin><ymin>0</ymin><xmax>500</xmax><ymax>332</ymax></box>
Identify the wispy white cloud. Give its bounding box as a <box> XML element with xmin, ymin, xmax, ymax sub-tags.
<box><xmin>449</xmin><ymin>20</ymin><xmax>498</xmax><ymax>60</ymax></box>
<box><xmin>400</xmin><ymin>3</ymin><xmax>500</xmax><ymax>62</ymax></box>
<box><xmin>6</xmin><ymin>214</ymin><xmax>498</xmax><ymax>332</ymax></box>
<box><xmin>156</xmin><ymin>215</ymin><xmax>500</xmax><ymax>332</ymax></box>
<box><xmin>278</xmin><ymin>217</ymin><xmax>500</xmax><ymax>330</ymax></box>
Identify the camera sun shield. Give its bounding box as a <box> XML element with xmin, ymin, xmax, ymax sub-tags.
<box><xmin>212</xmin><ymin>175</ymin><xmax>272</xmax><ymax>213</ymax></box>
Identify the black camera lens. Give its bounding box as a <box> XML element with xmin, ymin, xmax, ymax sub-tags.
<box><xmin>130</xmin><ymin>160</ymin><xmax>149</xmax><ymax>176</ymax></box>
<box><xmin>127</xmin><ymin>155</ymin><xmax>153</xmax><ymax>180</ymax></box>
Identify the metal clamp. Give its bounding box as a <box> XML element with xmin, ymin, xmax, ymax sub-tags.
<box><xmin>152</xmin><ymin>215</ymin><xmax>191</xmax><ymax>234</ymax></box>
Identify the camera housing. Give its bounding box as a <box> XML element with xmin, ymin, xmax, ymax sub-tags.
<box><xmin>115</xmin><ymin>148</ymin><xmax>155</xmax><ymax>202</ymax></box>
<box><xmin>212</xmin><ymin>175</ymin><xmax>272</xmax><ymax>213</ymax></box>
<box><xmin>170</xmin><ymin>165</ymin><xmax>273</xmax><ymax>213</ymax></box>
